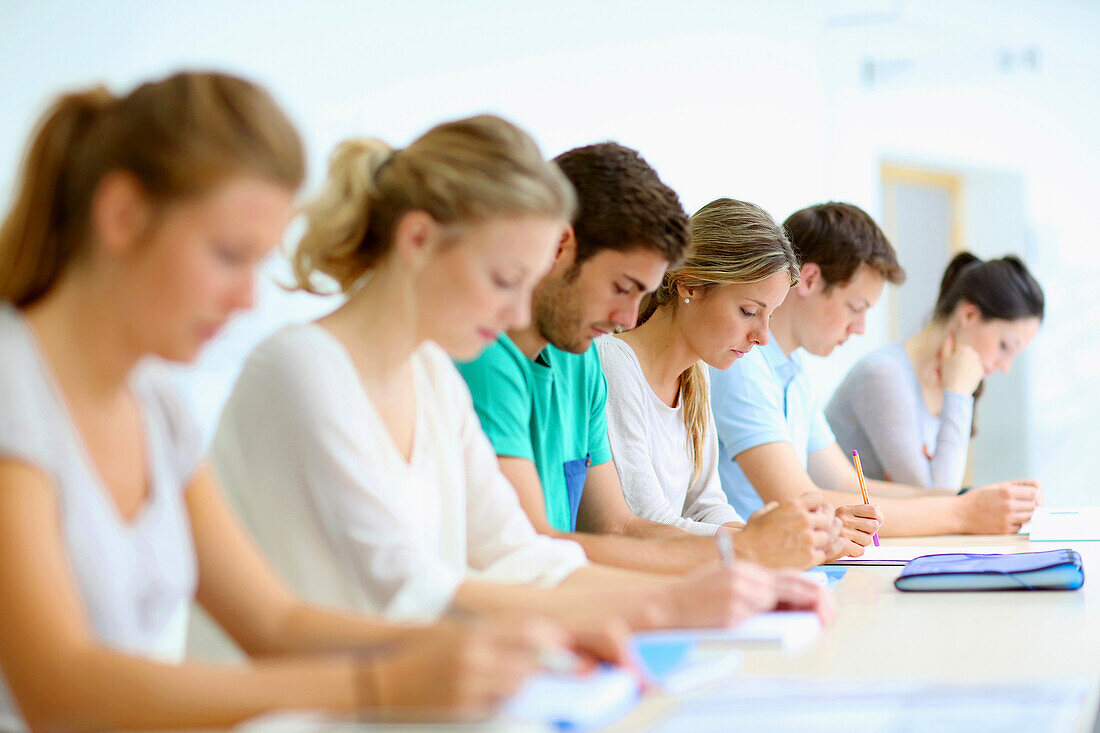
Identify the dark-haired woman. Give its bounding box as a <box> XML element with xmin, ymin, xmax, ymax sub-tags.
<box><xmin>826</xmin><ymin>252</ymin><xmax>1044</xmax><ymax>489</ymax></box>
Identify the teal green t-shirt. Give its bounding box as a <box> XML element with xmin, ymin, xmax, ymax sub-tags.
<box><xmin>455</xmin><ymin>335</ymin><xmax>613</xmax><ymax>533</ymax></box>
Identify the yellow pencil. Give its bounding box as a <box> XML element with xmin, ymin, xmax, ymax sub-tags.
<box><xmin>852</xmin><ymin>450</ymin><xmax>880</xmax><ymax>547</ymax></box>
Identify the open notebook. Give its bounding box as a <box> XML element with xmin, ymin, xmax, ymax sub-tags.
<box><xmin>504</xmin><ymin>665</ymin><xmax>640</xmax><ymax>730</ymax></box>
<box><xmin>651</xmin><ymin>676</ymin><xmax>1092</xmax><ymax>732</ymax></box>
<box><xmin>826</xmin><ymin>544</ymin><xmax>1016</xmax><ymax>566</ymax></box>
<box><xmin>1027</xmin><ymin>507</ymin><xmax>1100</xmax><ymax>541</ymax></box>
<box><xmin>635</xmin><ymin>611</ymin><xmax>822</xmax><ymax>651</ymax></box>
<box><xmin>632</xmin><ymin>635</ymin><xmax>744</xmax><ymax>693</ymax></box>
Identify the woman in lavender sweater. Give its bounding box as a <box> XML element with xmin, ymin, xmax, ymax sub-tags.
<box><xmin>826</xmin><ymin>252</ymin><xmax>1044</xmax><ymax>489</ymax></box>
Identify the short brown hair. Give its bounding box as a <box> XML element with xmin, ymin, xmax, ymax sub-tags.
<box><xmin>783</xmin><ymin>202</ymin><xmax>905</xmax><ymax>288</ymax></box>
<box><xmin>553</xmin><ymin>142</ymin><xmax>689</xmax><ymax>268</ymax></box>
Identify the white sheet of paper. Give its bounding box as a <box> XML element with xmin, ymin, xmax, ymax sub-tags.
<box><xmin>636</xmin><ymin>611</ymin><xmax>822</xmax><ymax>650</ymax></box>
<box><xmin>654</xmin><ymin>677</ymin><xmax>1092</xmax><ymax>733</ymax></box>
<box><xmin>504</xmin><ymin>666</ymin><xmax>639</xmax><ymax>730</ymax></box>
<box><xmin>238</xmin><ymin>712</ymin><xmax>545</xmax><ymax>732</ymax></box>
<box><xmin>801</xmin><ymin>569</ymin><xmax>830</xmax><ymax>586</ymax></box>
<box><xmin>825</xmin><ymin>545</ymin><xmax>1014</xmax><ymax>566</ymax></box>
<box><xmin>660</xmin><ymin>648</ymin><xmax>744</xmax><ymax>694</ymax></box>
<box><xmin>1028</xmin><ymin>507</ymin><xmax>1100</xmax><ymax>541</ymax></box>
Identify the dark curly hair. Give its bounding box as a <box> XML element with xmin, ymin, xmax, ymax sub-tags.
<box><xmin>553</xmin><ymin>142</ymin><xmax>689</xmax><ymax>269</ymax></box>
<box><xmin>783</xmin><ymin>202</ymin><xmax>906</xmax><ymax>288</ymax></box>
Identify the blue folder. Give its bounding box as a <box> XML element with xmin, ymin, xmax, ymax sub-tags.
<box><xmin>894</xmin><ymin>549</ymin><xmax>1084</xmax><ymax>591</ymax></box>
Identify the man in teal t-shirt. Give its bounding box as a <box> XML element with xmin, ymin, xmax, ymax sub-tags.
<box><xmin>459</xmin><ymin>142</ymin><xmax>765</xmax><ymax>574</ymax></box>
<box><xmin>457</xmin><ymin>334</ymin><xmax>610</xmax><ymax>532</ymax></box>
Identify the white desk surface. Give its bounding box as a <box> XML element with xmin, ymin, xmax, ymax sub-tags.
<box><xmin>230</xmin><ymin>535</ymin><xmax>1100</xmax><ymax>732</ymax></box>
<box><xmin>613</xmin><ymin>534</ymin><xmax>1100</xmax><ymax>732</ymax></box>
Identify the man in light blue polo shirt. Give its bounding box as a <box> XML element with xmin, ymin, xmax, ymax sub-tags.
<box><xmin>711</xmin><ymin>202</ymin><xmax>1042</xmax><ymax>537</ymax></box>
<box><xmin>712</xmin><ymin>333</ymin><xmax>835</xmax><ymax>517</ymax></box>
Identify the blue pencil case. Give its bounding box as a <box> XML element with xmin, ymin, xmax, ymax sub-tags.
<box><xmin>894</xmin><ymin>549</ymin><xmax>1085</xmax><ymax>591</ymax></box>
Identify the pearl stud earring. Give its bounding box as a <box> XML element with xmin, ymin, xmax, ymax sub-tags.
<box><xmin>683</xmin><ymin>298</ymin><xmax>691</xmax><ymax>304</ymax></box>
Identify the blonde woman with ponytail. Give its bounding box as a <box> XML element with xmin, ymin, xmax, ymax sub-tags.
<box><xmin>0</xmin><ymin>74</ymin><xmax>600</xmax><ymax>731</ymax></box>
<box><xmin>213</xmin><ymin>119</ymin><xmax>791</xmax><ymax>640</ymax></box>
<box><xmin>600</xmin><ymin>198</ymin><xmax>867</xmax><ymax>568</ymax></box>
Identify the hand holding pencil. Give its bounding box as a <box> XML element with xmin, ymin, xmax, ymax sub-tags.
<box><xmin>852</xmin><ymin>450</ymin><xmax>881</xmax><ymax>547</ymax></box>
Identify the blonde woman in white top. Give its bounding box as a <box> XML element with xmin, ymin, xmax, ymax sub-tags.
<box><xmin>598</xmin><ymin>335</ymin><xmax>741</xmax><ymax>534</ymax></box>
<box><xmin>214</xmin><ymin>118</ymin><xmax>790</xmax><ymax>636</ymax></box>
<box><xmin>0</xmin><ymin>73</ymin><xmax>614</xmax><ymax>731</ymax></box>
<box><xmin>604</xmin><ymin>198</ymin><xmax>881</xmax><ymax>567</ymax></box>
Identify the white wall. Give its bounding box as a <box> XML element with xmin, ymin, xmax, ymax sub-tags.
<box><xmin>0</xmin><ymin>0</ymin><xmax>839</xmax><ymax>436</ymax></box>
<box><xmin>811</xmin><ymin>0</ymin><xmax>1100</xmax><ymax>503</ymax></box>
<box><xmin>2</xmin><ymin>0</ymin><xmax>1098</xmax><ymax>503</ymax></box>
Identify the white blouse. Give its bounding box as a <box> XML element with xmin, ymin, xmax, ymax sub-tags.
<box><xmin>212</xmin><ymin>323</ymin><xmax>586</xmax><ymax>623</ymax></box>
<box><xmin>0</xmin><ymin>304</ymin><xmax>200</xmax><ymax>732</ymax></box>
<box><xmin>598</xmin><ymin>336</ymin><xmax>743</xmax><ymax>535</ymax></box>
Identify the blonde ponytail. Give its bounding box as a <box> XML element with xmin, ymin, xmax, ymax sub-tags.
<box><xmin>293</xmin><ymin>138</ymin><xmax>395</xmax><ymax>293</ymax></box>
<box><xmin>678</xmin><ymin>362</ymin><xmax>710</xmax><ymax>486</ymax></box>
<box><xmin>0</xmin><ymin>72</ymin><xmax>304</xmax><ymax>308</ymax></box>
<box><xmin>644</xmin><ymin>198</ymin><xmax>800</xmax><ymax>483</ymax></box>
<box><xmin>292</xmin><ymin>114</ymin><xmax>576</xmax><ymax>295</ymax></box>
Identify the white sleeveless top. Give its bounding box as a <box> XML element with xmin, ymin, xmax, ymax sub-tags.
<box><xmin>0</xmin><ymin>304</ymin><xmax>201</xmax><ymax>732</ymax></box>
<box><xmin>598</xmin><ymin>336</ymin><xmax>742</xmax><ymax>534</ymax></box>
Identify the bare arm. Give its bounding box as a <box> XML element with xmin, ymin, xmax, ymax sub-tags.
<box><xmin>0</xmin><ymin>459</ymin><xmax>358</xmax><ymax>731</ymax></box>
<box><xmin>189</xmin><ymin>463</ymin><xmax>640</xmax><ymax>700</ymax></box>
<box><xmin>451</xmin><ymin>570</ymin><xmax>664</xmax><ymax>632</ymax></box>
<box><xmin>498</xmin><ymin>456</ymin><xmax>718</xmax><ymax>573</ymax></box>
<box><xmin>186</xmin><ymin>464</ymin><xmax>429</xmax><ymax>656</ymax></box>
<box><xmin>738</xmin><ymin>441</ymin><xmax>1037</xmax><ymax>536</ymax></box>
<box><xmin>577</xmin><ymin>461</ymin><xmax>716</xmax><ymax>541</ymax></box>
<box><xmin>1</xmin><ymin>458</ymin><xmax>620</xmax><ymax>728</ymax></box>
<box><xmin>736</xmin><ymin>441</ymin><xmax>946</xmax><ymax>536</ymax></box>
<box><xmin>576</xmin><ymin>461</ymin><xmax>839</xmax><ymax>569</ymax></box>
<box><xmin>807</xmin><ymin>444</ymin><xmax>949</xmax><ymax>499</ymax></box>
<box><xmin>837</xmin><ymin>355</ymin><xmax>973</xmax><ymax>489</ymax></box>
<box><xmin>499</xmin><ymin>456</ymin><xmax>837</xmax><ymax>570</ymax></box>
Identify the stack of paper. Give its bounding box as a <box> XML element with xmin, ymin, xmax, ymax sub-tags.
<box><xmin>635</xmin><ymin>611</ymin><xmax>822</xmax><ymax>651</ymax></box>
<box><xmin>1028</xmin><ymin>507</ymin><xmax>1100</xmax><ymax>542</ymax></box>
<box><xmin>652</xmin><ymin>677</ymin><xmax>1092</xmax><ymax>733</ymax></box>
<box><xmin>802</xmin><ymin>567</ymin><xmax>847</xmax><ymax>585</ymax></box>
<box><xmin>238</xmin><ymin>668</ymin><xmax>639</xmax><ymax>732</ymax></box>
<box><xmin>503</xmin><ymin>665</ymin><xmax>639</xmax><ymax>731</ymax></box>
<box><xmin>826</xmin><ymin>545</ymin><xmax>1014</xmax><ymax>566</ymax></box>
<box><xmin>633</xmin><ymin>635</ymin><xmax>744</xmax><ymax>693</ymax></box>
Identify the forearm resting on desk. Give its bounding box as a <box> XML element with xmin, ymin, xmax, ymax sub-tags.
<box><xmin>451</xmin><ymin>569</ymin><xmax>664</xmax><ymax>631</ymax></box>
<box><xmin>11</xmin><ymin>645</ymin><xmax>357</xmax><ymax>731</ymax></box>
<box><xmin>453</xmin><ymin>572</ymin><xmax>666</xmax><ymax>630</ymax></box>
<box><xmin>545</xmin><ymin>527</ymin><xmax>717</xmax><ymax>574</ymax></box>
<box><xmin>236</xmin><ymin>600</ymin><xmax>430</xmax><ymax>657</ymax></box>
<box><xmin>864</xmin><ymin>479</ymin><xmax>954</xmax><ymax>499</ymax></box>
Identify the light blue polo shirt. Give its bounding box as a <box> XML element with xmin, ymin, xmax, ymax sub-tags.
<box><xmin>709</xmin><ymin>332</ymin><xmax>836</xmax><ymax>517</ymax></box>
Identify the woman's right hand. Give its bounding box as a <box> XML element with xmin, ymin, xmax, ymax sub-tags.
<box><xmin>357</xmin><ymin>616</ymin><xmax>570</xmax><ymax>720</ymax></box>
<box><xmin>665</xmin><ymin>560</ymin><xmax>777</xmax><ymax>628</ymax></box>
<box><xmin>734</xmin><ymin>495</ymin><xmax>838</xmax><ymax>569</ymax></box>
<box><xmin>833</xmin><ymin>503</ymin><xmax>884</xmax><ymax>556</ymax></box>
<box><xmin>940</xmin><ymin>331</ymin><xmax>984</xmax><ymax>395</ymax></box>
<box><xmin>956</xmin><ymin>481</ymin><xmax>1040</xmax><ymax>534</ymax></box>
